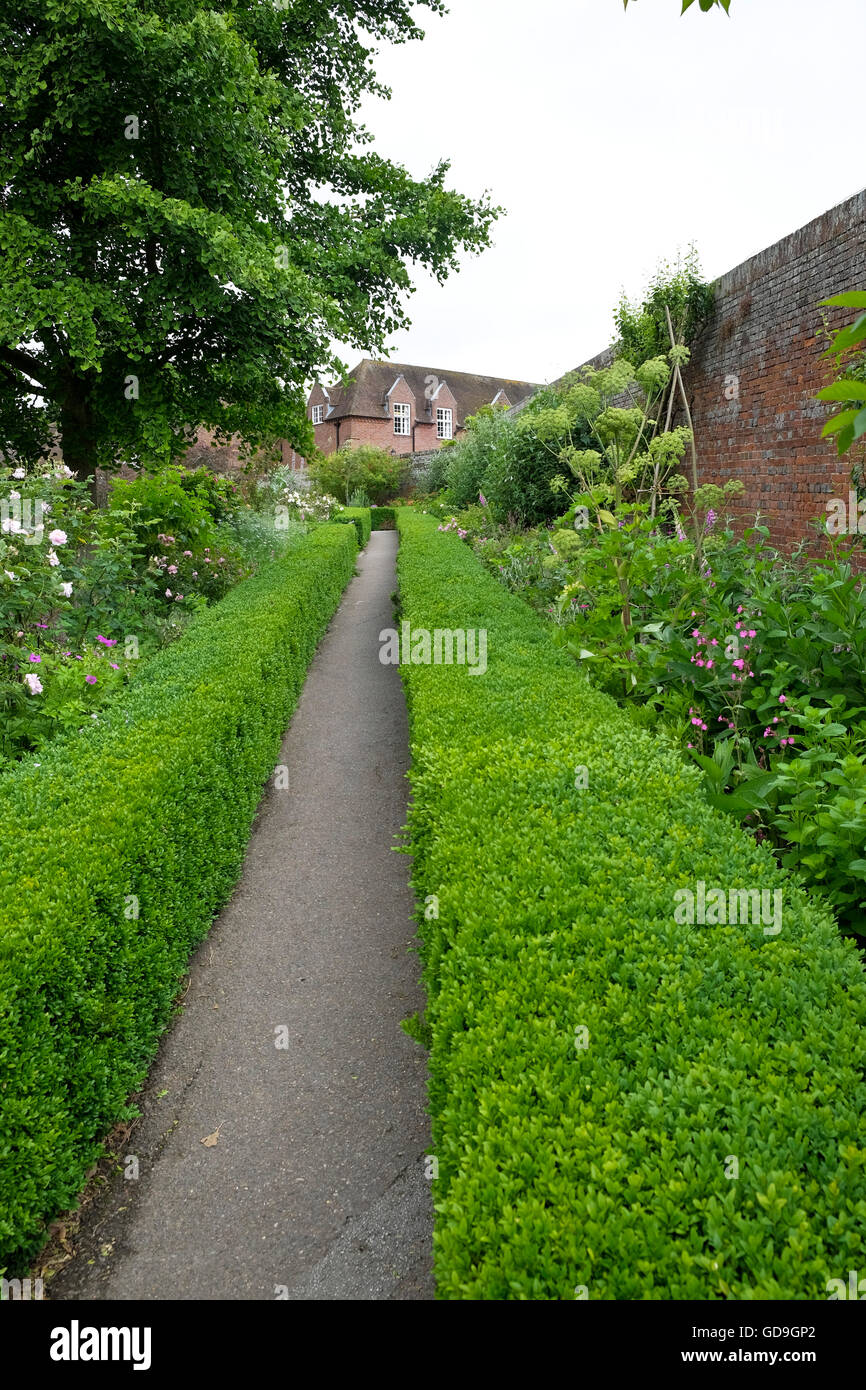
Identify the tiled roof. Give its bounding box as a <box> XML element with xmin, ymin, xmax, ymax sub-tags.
<box><xmin>315</xmin><ymin>359</ymin><xmax>540</xmax><ymax>426</ymax></box>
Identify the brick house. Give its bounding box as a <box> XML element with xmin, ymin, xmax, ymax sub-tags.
<box><xmin>306</xmin><ymin>358</ymin><xmax>539</xmax><ymax>458</ymax></box>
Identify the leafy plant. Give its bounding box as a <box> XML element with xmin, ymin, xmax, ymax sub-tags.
<box><xmin>817</xmin><ymin>292</ymin><xmax>866</xmax><ymax>456</ymax></box>
<box><xmin>309</xmin><ymin>443</ymin><xmax>408</xmax><ymax>506</ymax></box>
<box><xmin>397</xmin><ymin>508</ymin><xmax>866</xmax><ymax>1301</ymax></box>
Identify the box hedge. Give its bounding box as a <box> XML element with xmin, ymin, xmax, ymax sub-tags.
<box><xmin>0</xmin><ymin>522</ymin><xmax>356</xmax><ymax>1269</ymax></box>
<box><xmin>395</xmin><ymin>510</ymin><xmax>866</xmax><ymax>1301</ymax></box>
<box><xmin>333</xmin><ymin>506</ymin><xmax>372</xmax><ymax>548</ymax></box>
<box><xmin>370</xmin><ymin>506</ymin><xmax>396</xmax><ymax>530</ymax></box>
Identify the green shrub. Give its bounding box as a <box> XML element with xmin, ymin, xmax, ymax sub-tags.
<box><xmin>443</xmin><ymin>397</ymin><xmax>595</xmax><ymax>526</ymax></box>
<box><xmin>395</xmin><ymin>510</ymin><xmax>866</xmax><ymax>1300</ymax></box>
<box><xmin>370</xmin><ymin>506</ymin><xmax>396</xmax><ymax>530</ymax></box>
<box><xmin>0</xmin><ymin>522</ymin><xmax>356</xmax><ymax>1270</ymax></box>
<box><xmin>332</xmin><ymin>506</ymin><xmax>371</xmax><ymax>548</ymax></box>
<box><xmin>309</xmin><ymin>443</ymin><xmax>408</xmax><ymax>505</ymax></box>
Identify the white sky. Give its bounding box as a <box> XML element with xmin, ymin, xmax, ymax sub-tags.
<box><xmin>336</xmin><ymin>0</ymin><xmax>866</xmax><ymax>386</ymax></box>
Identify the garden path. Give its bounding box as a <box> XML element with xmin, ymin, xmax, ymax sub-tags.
<box><xmin>49</xmin><ymin>530</ymin><xmax>433</xmax><ymax>1301</ymax></box>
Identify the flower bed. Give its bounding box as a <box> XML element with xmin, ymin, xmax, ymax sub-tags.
<box><xmin>396</xmin><ymin>509</ymin><xmax>866</xmax><ymax>1300</ymax></box>
<box><xmin>0</xmin><ymin>522</ymin><xmax>356</xmax><ymax>1269</ymax></box>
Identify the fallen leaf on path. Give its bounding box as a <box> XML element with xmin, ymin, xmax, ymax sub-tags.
<box><xmin>201</xmin><ymin>1128</ymin><xmax>221</xmax><ymax>1148</ymax></box>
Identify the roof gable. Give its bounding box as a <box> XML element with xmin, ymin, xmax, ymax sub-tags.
<box><xmin>311</xmin><ymin>359</ymin><xmax>541</xmax><ymax>425</ymax></box>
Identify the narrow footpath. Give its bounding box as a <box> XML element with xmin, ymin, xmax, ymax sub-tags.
<box><xmin>50</xmin><ymin>530</ymin><xmax>433</xmax><ymax>1301</ymax></box>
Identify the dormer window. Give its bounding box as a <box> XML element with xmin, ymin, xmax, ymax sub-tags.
<box><xmin>312</xmin><ymin>405</ymin><xmax>324</xmax><ymax>424</ymax></box>
<box><xmin>393</xmin><ymin>402</ymin><xmax>411</xmax><ymax>436</ymax></box>
<box><xmin>436</xmin><ymin>407</ymin><xmax>453</xmax><ymax>440</ymax></box>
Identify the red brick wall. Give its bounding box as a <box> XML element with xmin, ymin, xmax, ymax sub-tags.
<box><xmin>684</xmin><ymin>188</ymin><xmax>866</xmax><ymax>549</ymax></box>
<box><xmin>311</xmin><ymin>413</ymin><xmax>461</xmax><ymax>456</ymax></box>
<box><xmin>579</xmin><ymin>188</ymin><xmax>866</xmax><ymax>550</ymax></box>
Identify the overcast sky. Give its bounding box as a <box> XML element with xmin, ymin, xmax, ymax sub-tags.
<box><xmin>335</xmin><ymin>0</ymin><xmax>865</xmax><ymax>387</ymax></box>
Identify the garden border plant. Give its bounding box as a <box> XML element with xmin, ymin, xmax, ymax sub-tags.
<box><xmin>0</xmin><ymin>522</ymin><xmax>357</xmax><ymax>1271</ymax></box>
<box><xmin>332</xmin><ymin>506</ymin><xmax>372</xmax><ymax>549</ymax></box>
<box><xmin>396</xmin><ymin>509</ymin><xmax>866</xmax><ymax>1300</ymax></box>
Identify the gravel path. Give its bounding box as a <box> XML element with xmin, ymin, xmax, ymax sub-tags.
<box><xmin>49</xmin><ymin>529</ymin><xmax>433</xmax><ymax>1301</ymax></box>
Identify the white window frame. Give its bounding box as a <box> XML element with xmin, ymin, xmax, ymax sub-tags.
<box><xmin>312</xmin><ymin>404</ymin><xmax>324</xmax><ymax>424</ymax></box>
<box><xmin>393</xmin><ymin>402</ymin><xmax>411</xmax><ymax>436</ymax></box>
<box><xmin>436</xmin><ymin>407</ymin><xmax>453</xmax><ymax>440</ymax></box>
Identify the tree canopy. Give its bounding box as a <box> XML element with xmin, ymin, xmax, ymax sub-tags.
<box><xmin>0</xmin><ymin>1</ymin><xmax>497</xmax><ymax>479</ymax></box>
<box><xmin>623</xmin><ymin>0</ymin><xmax>730</xmax><ymax>11</ymax></box>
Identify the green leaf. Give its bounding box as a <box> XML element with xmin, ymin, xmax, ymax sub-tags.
<box><xmin>819</xmin><ymin>292</ymin><xmax>866</xmax><ymax>310</ymax></box>
<box><xmin>821</xmin><ymin>409</ymin><xmax>859</xmax><ymax>438</ymax></box>
<box><xmin>816</xmin><ymin>379</ymin><xmax>866</xmax><ymax>403</ymax></box>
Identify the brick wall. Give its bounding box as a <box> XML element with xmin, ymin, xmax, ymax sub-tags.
<box><xmin>579</xmin><ymin>187</ymin><xmax>866</xmax><ymax>549</ymax></box>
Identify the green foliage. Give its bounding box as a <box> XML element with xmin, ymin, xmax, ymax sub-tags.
<box><xmin>0</xmin><ymin>1</ymin><xmax>497</xmax><ymax>479</ymax></box>
<box><xmin>332</xmin><ymin>506</ymin><xmax>372</xmax><ymax>548</ymax></box>
<box><xmin>396</xmin><ymin>509</ymin><xmax>866</xmax><ymax>1300</ymax></box>
<box><xmin>0</xmin><ymin>522</ymin><xmax>357</xmax><ymax>1269</ymax></box>
<box><xmin>443</xmin><ymin>395</ymin><xmax>596</xmax><ymax>526</ymax></box>
<box><xmin>817</xmin><ymin>292</ymin><xmax>866</xmax><ymax>456</ymax></box>
<box><xmin>370</xmin><ymin>506</ymin><xmax>397</xmax><ymax>530</ymax></box>
<box><xmin>476</xmin><ymin>494</ymin><xmax>866</xmax><ymax>930</ymax></box>
<box><xmin>623</xmin><ymin>0</ymin><xmax>731</xmax><ymax>10</ymax></box>
<box><xmin>309</xmin><ymin>444</ymin><xmax>408</xmax><ymax>506</ymax></box>
<box><xmin>614</xmin><ymin>248</ymin><xmax>715</xmax><ymax>368</ymax></box>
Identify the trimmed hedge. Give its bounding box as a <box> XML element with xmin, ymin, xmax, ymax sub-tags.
<box><xmin>396</xmin><ymin>510</ymin><xmax>866</xmax><ymax>1300</ymax></box>
<box><xmin>0</xmin><ymin>523</ymin><xmax>356</xmax><ymax>1268</ymax></box>
<box><xmin>370</xmin><ymin>506</ymin><xmax>396</xmax><ymax>530</ymax></box>
<box><xmin>333</xmin><ymin>506</ymin><xmax>371</xmax><ymax>548</ymax></box>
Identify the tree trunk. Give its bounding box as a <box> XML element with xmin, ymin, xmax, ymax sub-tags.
<box><xmin>59</xmin><ymin>379</ymin><xmax>100</xmax><ymax>502</ymax></box>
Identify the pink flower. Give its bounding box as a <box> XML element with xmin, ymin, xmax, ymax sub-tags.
<box><xmin>109</xmin><ymin>662</ymin><xmax>119</xmax><ymax>669</ymax></box>
<box><xmin>24</xmin><ymin>673</ymin><xmax>43</xmax><ymax>694</ymax></box>
<box><xmin>28</xmin><ymin>653</ymin><xmax>41</xmax><ymax>663</ymax></box>
<box><xmin>84</xmin><ymin>674</ymin><xmax>97</xmax><ymax>685</ymax></box>
<box><xmin>168</xmin><ymin>565</ymin><xmax>178</xmax><ymax>574</ymax></box>
<box><xmin>48</xmin><ymin>528</ymin><xmax>67</xmax><ymax>545</ymax></box>
<box><xmin>183</xmin><ymin>550</ymin><xmax>193</xmax><ymax>557</ymax></box>
<box><xmin>779</xmin><ymin>694</ymin><xmax>787</xmax><ymax>703</ymax></box>
<box><xmin>47</xmin><ymin>549</ymin><xmax>60</xmax><ymax>567</ymax></box>
<box><xmin>60</xmin><ymin>581</ymin><xmax>73</xmax><ymax>597</ymax></box>
<box><xmin>96</xmin><ymin>634</ymin><xmax>117</xmax><ymax>646</ymax></box>
<box><xmin>165</xmin><ymin>589</ymin><xmax>172</xmax><ymax>598</ymax></box>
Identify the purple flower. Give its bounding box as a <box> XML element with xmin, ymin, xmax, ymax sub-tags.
<box><xmin>84</xmin><ymin>674</ymin><xmax>97</xmax><ymax>685</ymax></box>
<box><xmin>28</xmin><ymin>653</ymin><xmax>41</xmax><ymax>663</ymax></box>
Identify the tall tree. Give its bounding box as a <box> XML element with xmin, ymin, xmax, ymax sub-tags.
<box><xmin>0</xmin><ymin>1</ymin><xmax>497</xmax><ymax>482</ymax></box>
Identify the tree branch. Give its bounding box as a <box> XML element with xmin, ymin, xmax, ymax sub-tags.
<box><xmin>0</xmin><ymin>345</ymin><xmax>50</xmax><ymax>388</ymax></box>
